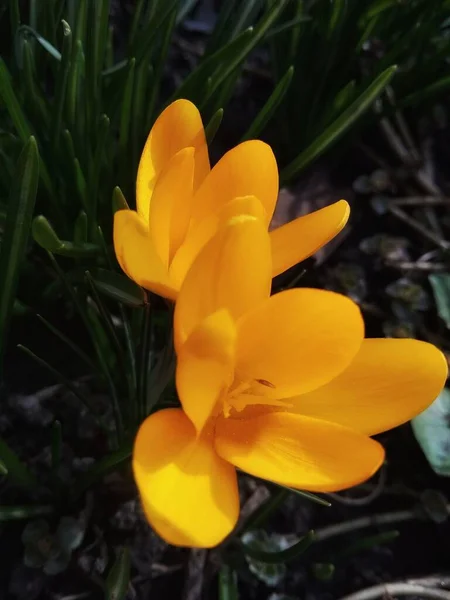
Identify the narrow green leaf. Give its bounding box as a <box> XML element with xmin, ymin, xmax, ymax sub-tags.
<box><xmin>241</xmin><ymin>66</ymin><xmax>294</xmax><ymax>141</ymax></box>
<box><xmin>176</xmin><ymin>0</ymin><xmax>199</xmax><ymax>24</ymax></box>
<box><xmin>72</xmin><ymin>443</ymin><xmax>132</xmax><ymax>500</ymax></box>
<box><xmin>365</xmin><ymin>0</ymin><xmax>398</xmax><ymax>20</ymax></box>
<box><xmin>265</xmin><ymin>14</ymin><xmax>310</xmax><ymax>41</ymax></box>
<box><xmin>74</xmin><ymin>157</ymin><xmax>88</xmax><ymax>210</ymax></box>
<box><xmin>85</xmin><ymin>0</ymin><xmax>101</xmax><ymax>116</ymax></box>
<box><xmin>16</xmin><ymin>25</ymin><xmax>62</xmax><ymax>60</ymax></box>
<box><xmin>0</xmin><ymin>436</ymin><xmax>37</xmax><ymax>489</ymax></box>
<box><xmin>45</xmin><ymin>253</ymin><xmax>119</xmax><ymax>446</ymax></box>
<box><xmin>169</xmin><ymin>28</ymin><xmax>254</xmax><ymax>103</ymax></box>
<box><xmin>97</xmin><ymin>0</ymin><xmax>110</xmax><ymax>73</ymax></box>
<box><xmin>205</xmin><ymin>0</ymin><xmax>238</xmax><ymax>54</ymax></box>
<box><xmin>242</xmin><ymin>489</ymin><xmax>288</xmax><ymax>533</ymax></box>
<box><xmin>283</xmin><ymin>486</ymin><xmax>332</xmax><ymax>507</ymax></box>
<box><xmin>230</xmin><ymin>0</ymin><xmax>258</xmax><ymax>38</ymax></box>
<box><xmin>89</xmin><ymin>114</ymin><xmax>110</xmax><ymax>237</ymax></box>
<box><xmin>112</xmin><ymin>186</ymin><xmax>130</xmax><ymax>213</ymax></box>
<box><xmin>32</xmin><ymin>215</ymin><xmax>99</xmax><ymax>257</ymax></box>
<box><xmin>0</xmin><ymin>505</ymin><xmax>52</xmax><ymax>521</ymax></box>
<box><xmin>74</xmin><ymin>211</ymin><xmax>88</xmax><ymax>244</ymax></box>
<box><xmin>134</xmin><ymin>0</ymin><xmax>178</xmax><ymax>65</ymax></box>
<box><xmin>429</xmin><ymin>274</ymin><xmax>450</xmax><ymax>329</ymax></box>
<box><xmin>9</xmin><ymin>0</ymin><xmax>20</xmax><ymax>35</ymax></box>
<box><xmin>327</xmin><ymin>0</ymin><xmax>347</xmax><ymax>38</ymax></box>
<box><xmin>18</xmin><ymin>344</ymin><xmax>101</xmax><ymax>416</ymax></box>
<box><xmin>66</xmin><ymin>40</ymin><xmax>84</xmax><ymax>128</ymax></box>
<box><xmin>280</xmin><ymin>65</ymin><xmax>398</xmax><ymax>182</ymax></box>
<box><xmin>0</xmin><ymin>58</ymin><xmax>32</xmax><ymax>142</ymax></box>
<box><xmin>21</xmin><ymin>38</ymin><xmax>49</xmax><ymax>124</ymax></box>
<box><xmin>145</xmin><ymin>4</ymin><xmax>177</xmax><ymax>128</ymax></box>
<box><xmin>205</xmin><ymin>108</ymin><xmax>224</xmax><ymax>145</ymax></box>
<box><xmin>90</xmin><ymin>269</ymin><xmax>147</xmax><ymax>308</ymax></box>
<box><xmin>401</xmin><ymin>75</ymin><xmax>450</xmax><ymax>109</ymax></box>
<box><xmin>0</xmin><ymin>137</ymin><xmax>39</xmax><ymax>370</ymax></box>
<box><xmin>219</xmin><ymin>565</ymin><xmax>239</xmax><ymax>600</ymax></box>
<box><xmin>52</xmin><ymin>20</ymin><xmax>72</xmax><ymax>149</ymax></box>
<box><xmin>203</xmin><ymin>0</ymin><xmax>290</xmax><ymax>105</ymax></box>
<box><xmin>85</xmin><ymin>270</ymin><xmax>127</xmax><ymax>375</ymax></box>
<box><xmin>132</xmin><ymin>61</ymin><xmax>150</xmax><ymax>170</ymax></box>
<box><xmin>72</xmin><ymin>0</ymin><xmax>87</xmax><ymax>51</ymax></box>
<box><xmin>119</xmin><ymin>58</ymin><xmax>135</xmax><ymax>187</ymax></box>
<box><xmin>105</xmin><ymin>547</ymin><xmax>131</xmax><ymax>600</ymax></box>
<box><xmin>129</xmin><ymin>0</ymin><xmax>149</xmax><ymax>49</ymax></box>
<box><xmin>36</xmin><ymin>313</ymin><xmax>98</xmax><ymax>371</ymax></box>
<box><xmin>243</xmin><ymin>530</ymin><xmax>315</xmax><ymax>564</ymax></box>
<box><xmin>0</xmin><ymin>460</ymin><xmax>7</xmax><ymax>476</ymax></box>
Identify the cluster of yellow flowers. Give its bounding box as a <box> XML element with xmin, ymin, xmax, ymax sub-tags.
<box><xmin>114</xmin><ymin>100</ymin><xmax>447</xmax><ymax>548</ymax></box>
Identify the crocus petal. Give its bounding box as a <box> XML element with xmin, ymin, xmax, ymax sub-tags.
<box><xmin>174</xmin><ymin>207</ymin><xmax>272</xmax><ymax>350</ymax></box>
<box><xmin>113</xmin><ymin>209</ymin><xmax>177</xmax><ymax>300</ymax></box>
<box><xmin>170</xmin><ymin>195</ymin><xmax>267</xmax><ymax>290</ymax></box>
<box><xmin>288</xmin><ymin>338</ymin><xmax>448</xmax><ymax>436</ymax></box>
<box><xmin>149</xmin><ymin>147</ymin><xmax>195</xmax><ymax>267</ymax></box>
<box><xmin>270</xmin><ymin>200</ymin><xmax>350</xmax><ymax>277</ymax></box>
<box><xmin>177</xmin><ymin>310</ymin><xmax>236</xmax><ymax>433</ymax></box>
<box><xmin>136</xmin><ymin>99</ymin><xmax>210</xmax><ymax>222</ymax></box>
<box><xmin>134</xmin><ymin>408</ymin><xmax>239</xmax><ymax>548</ymax></box>
<box><xmin>235</xmin><ymin>288</ymin><xmax>364</xmax><ymax>400</ymax></box>
<box><xmin>190</xmin><ymin>141</ymin><xmax>278</xmax><ymax>226</ymax></box>
<box><xmin>215</xmin><ymin>411</ymin><xmax>384</xmax><ymax>492</ymax></box>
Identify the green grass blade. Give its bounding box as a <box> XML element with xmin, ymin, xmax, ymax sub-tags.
<box><xmin>89</xmin><ymin>114</ymin><xmax>110</xmax><ymax>237</ymax></box>
<box><xmin>16</xmin><ymin>25</ymin><xmax>62</xmax><ymax>60</ymax></box>
<box><xmin>66</xmin><ymin>40</ymin><xmax>84</xmax><ymax>131</ymax></box>
<box><xmin>241</xmin><ymin>488</ymin><xmax>289</xmax><ymax>533</ymax></box>
<box><xmin>203</xmin><ymin>0</ymin><xmax>290</xmax><ymax>105</ymax></box>
<box><xmin>280</xmin><ymin>65</ymin><xmax>398</xmax><ymax>182</ymax></box>
<box><xmin>230</xmin><ymin>0</ymin><xmax>259</xmax><ymax>37</ymax></box>
<box><xmin>52</xmin><ymin>20</ymin><xmax>72</xmax><ymax>149</ymax></box>
<box><xmin>18</xmin><ymin>344</ymin><xmax>100</xmax><ymax>416</ymax></box>
<box><xmin>243</xmin><ymin>530</ymin><xmax>315</xmax><ymax>564</ymax></box>
<box><xmin>0</xmin><ymin>137</ymin><xmax>39</xmax><ymax>372</ymax></box>
<box><xmin>21</xmin><ymin>38</ymin><xmax>49</xmax><ymax>125</ymax></box>
<box><xmin>205</xmin><ymin>108</ymin><xmax>224</xmax><ymax>145</ymax></box>
<box><xmin>0</xmin><ymin>505</ymin><xmax>52</xmax><ymax>521</ymax></box>
<box><xmin>105</xmin><ymin>547</ymin><xmax>131</xmax><ymax>600</ymax></box>
<box><xmin>32</xmin><ymin>215</ymin><xmax>99</xmax><ymax>257</ymax></box>
<box><xmin>401</xmin><ymin>74</ymin><xmax>450</xmax><ymax>108</ymax></box>
<box><xmin>219</xmin><ymin>565</ymin><xmax>239</xmax><ymax>600</ymax></box>
<box><xmin>168</xmin><ymin>28</ymin><xmax>254</xmax><ymax>103</ymax></box>
<box><xmin>9</xmin><ymin>0</ymin><xmax>20</xmax><ymax>35</ymax></box>
<box><xmin>118</xmin><ymin>58</ymin><xmax>135</xmax><ymax>190</ymax></box>
<box><xmin>36</xmin><ymin>313</ymin><xmax>98</xmax><ymax>371</ymax></box>
<box><xmin>0</xmin><ymin>58</ymin><xmax>32</xmax><ymax>142</ymax></box>
<box><xmin>90</xmin><ymin>269</ymin><xmax>146</xmax><ymax>308</ymax></box>
<box><xmin>0</xmin><ymin>436</ymin><xmax>38</xmax><ymax>489</ymax></box>
<box><xmin>145</xmin><ymin>4</ymin><xmax>177</xmax><ymax>128</ymax></box>
<box><xmin>241</xmin><ymin>65</ymin><xmax>294</xmax><ymax>141</ymax></box>
<box><xmin>74</xmin><ymin>210</ymin><xmax>88</xmax><ymax>244</ymax></box>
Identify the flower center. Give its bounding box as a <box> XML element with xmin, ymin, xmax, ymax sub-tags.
<box><xmin>222</xmin><ymin>377</ymin><xmax>280</xmax><ymax>417</ymax></box>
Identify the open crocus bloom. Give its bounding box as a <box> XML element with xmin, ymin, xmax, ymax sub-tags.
<box><xmin>132</xmin><ymin>197</ymin><xmax>448</xmax><ymax>548</ymax></box>
<box><xmin>114</xmin><ymin>98</ymin><xmax>350</xmax><ymax>300</ymax></box>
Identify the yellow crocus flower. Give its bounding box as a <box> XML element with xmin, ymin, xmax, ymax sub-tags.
<box><xmin>114</xmin><ymin>99</ymin><xmax>349</xmax><ymax>300</ymax></box>
<box><xmin>132</xmin><ymin>198</ymin><xmax>447</xmax><ymax>548</ymax></box>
